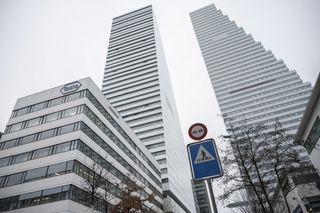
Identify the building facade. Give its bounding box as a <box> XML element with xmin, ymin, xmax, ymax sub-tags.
<box><xmin>295</xmin><ymin>73</ymin><xmax>320</xmax><ymax>175</ymax></box>
<box><xmin>102</xmin><ymin>5</ymin><xmax>195</xmax><ymax>212</ymax></box>
<box><xmin>191</xmin><ymin>180</ymin><xmax>212</xmax><ymax>213</ymax></box>
<box><xmin>190</xmin><ymin>3</ymin><xmax>313</xmax><ymax>211</ymax></box>
<box><xmin>0</xmin><ymin>78</ymin><xmax>162</xmax><ymax>212</ymax></box>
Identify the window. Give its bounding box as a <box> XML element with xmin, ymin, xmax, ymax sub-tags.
<box><xmin>161</xmin><ymin>168</ymin><xmax>167</xmax><ymax>174</ymax></box>
<box><xmin>19</xmin><ymin>191</ymin><xmax>41</xmax><ymax>208</ymax></box>
<box><xmin>34</xmin><ymin>147</ymin><xmax>51</xmax><ymax>159</ymax></box>
<box><xmin>0</xmin><ymin>157</ymin><xmax>10</xmax><ymax>168</ymax></box>
<box><xmin>64</xmin><ymin>107</ymin><xmax>78</xmax><ymax>117</ymax></box>
<box><xmin>26</xmin><ymin>117</ymin><xmax>41</xmax><ymax>128</ymax></box>
<box><xmin>41</xmin><ymin>186</ymin><xmax>62</xmax><ymax>204</ymax></box>
<box><xmin>6</xmin><ymin>173</ymin><xmax>23</xmax><ymax>186</ymax></box>
<box><xmin>157</xmin><ymin>158</ymin><xmax>166</xmax><ymax>165</ymax></box>
<box><xmin>67</xmin><ymin>92</ymin><xmax>81</xmax><ymax>102</ymax></box>
<box><xmin>162</xmin><ymin>178</ymin><xmax>168</xmax><ymax>183</ymax></box>
<box><xmin>3</xmin><ymin>139</ymin><xmax>17</xmax><ymax>149</ymax></box>
<box><xmin>60</xmin><ymin>124</ymin><xmax>75</xmax><ymax>135</ymax></box>
<box><xmin>54</xmin><ymin>142</ymin><xmax>71</xmax><ymax>154</ymax></box>
<box><xmin>13</xmin><ymin>153</ymin><xmax>29</xmax><ymax>164</ymax></box>
<box><xmin>25</xmin><ymin>167</ymin><xmax>47</xmax><ymax>182</ymax></box>
<box><xmin>33</xmin><ymin>102</ymin><xmax>46</xmax><ymax>112</ymax></box>
<box><xmin>10</xmin><ymin>123</ymin><xmax>23</xmax><ymax>132</ymax></box>
<box><xmin>50</xmin><ymin>97</ymin><xmax>63</xmax><ymax>107</ymax></box>
<box><xmin>47</xmin><ymin>162</ymin><xmax>67</xmax><ymax>177</ymax></box>
<box><xmin>40</xmin><ymin>129</ymin><xmax>55</xmax><ymax>140</ymax></box>
<box><xmin>16</xmin><ymin>107</ymin><xmax>28</xmax><ymax>116</ymax></box>
<box><xmin>45</xmin><ymin>112</ymin><xmax>59</xmax><ymax>123</ymax></box>
<box><xmin>20</xmin><ymin>134</ymin><xmax>35</xmax><ymax>145</ymax></box>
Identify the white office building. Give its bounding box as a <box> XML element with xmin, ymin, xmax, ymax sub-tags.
<box><xmin>102</xmin><ymin>5</ymin><xmax>195</xmax><ymax>213</ymax></box>
<box><xmin>190</xmin><ymin>3</ymin><xmax>313</xmax><ymax>210</ymax></box>
<box><xmin>190</xmin><ymin>4</ymin><xmax>312</xmax><ymax>135</ymax></box>
<box><xmin>0</xmin><ymin>77</ymin><xmax>162</xmax><ymax>212</ymax></box>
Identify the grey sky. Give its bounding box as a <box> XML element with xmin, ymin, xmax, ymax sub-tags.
<box><xmin>0</xmin><ymin>0</ymin><xmax>319</xmax><ymax>211</ymax></box>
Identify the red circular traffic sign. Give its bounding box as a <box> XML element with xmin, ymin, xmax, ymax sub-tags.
<box><xmin>188</xmin><ymin>123</ymin><xmax>208</xmax><ymax>141</ymax></box>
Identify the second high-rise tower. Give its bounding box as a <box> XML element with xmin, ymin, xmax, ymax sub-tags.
<box><xmin>102</xmin><ymin>5</ymin><xmax>195</xmax><ymax>213</ymax></box>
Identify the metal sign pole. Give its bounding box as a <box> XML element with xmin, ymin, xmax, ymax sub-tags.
<box><xmin>206</xmin><ymin>179</ymin><xmax>218</xmax><ymax>213</ymax></box>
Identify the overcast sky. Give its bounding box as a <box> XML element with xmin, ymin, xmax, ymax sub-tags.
<box><xmin>0</xmin><ymin>0</ymin><xmax>319</xmax><ymax>211</ymax></box>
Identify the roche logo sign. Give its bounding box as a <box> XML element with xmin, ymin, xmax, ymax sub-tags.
<box><xmin>60</xmin><ymin>81</ymin><xmax>82</xmax><ymax>94</ymax></box>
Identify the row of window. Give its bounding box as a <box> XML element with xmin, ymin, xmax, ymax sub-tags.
<box><xmin>80</xmin><ymin>123</ymin><xmax>162</xmax><ymax>197</ymax></box>
<box><xmin>215</xmin><ymin>61</ymin><xmax>285</xmax><ymax>86</ymax></box>
<box><xmin>104</xmin><ymin>68</ymin><xmax>158</xmax><ymax>92</ymax></box>
<box><xmin>123</xmin><ymin>106</ymin><xmax>161</xmax><ymax>120</ymax></box>
<box><xmin>110</xmin><ymin>22</ymin><xmax>154</xmax><ymax>45</ymax></box>
<box><xmin>105</xmin><ymin>65</ymin><xmax>157</xmax><ymax>90</ymax></box>
<box><xmin>231</xmin><ymin>103</ymin><xmax>307</xmax><ymax>125</ymax></box>
<box><xmin>221</xmin><ymin>82</ymin><xmax>309</xmax><ymax>108</ymax></box>
<box><xmin>108</xmin><ymin>32</ymin><xmax>154</xmax><ymax>55</ymax></box>
<box><xmin>217</xmin><ymin>67</ymin><xmax>287</xmax><ymax>93</ymax></box>
<box><xmin>106</xmin><ymin>83</ymin><xmax>159</xmax><ymax>102</ymax></box>
<box><xmin>118</xmin><ymin>100</ymin><xmax>161</xmax><ymax>115</ymax></box>
<box><xmin>6</xmin><ymin>89</ymin><xmax>160</xmax><ymax>178</ymax></box>
<box><xmin>111</xmin><ymin>13</ymin><xmax>152</xmax><ymax>34</ymax></box>
<box><xmin>105</xmin><ymin>77</ymin><xmax>159</xmax><ymax>98</ymax></box>
<box><xmin>0</xmin><ymin>160</ymin><xmax>74</xmax><ymax>188</ymax></box>
<box><xmin>113</xmin><ymin>92</ymin><xmax>160</xmax><ymax>108</ymax></box>
<box><xmin>213</xmin><ymin>57</ymin><xmax>279</xmax><ymax>82</ymax></box>
<box><xmin>0</xmin><ymin>122</ymin><xmax>79</xmax><ymax>151</ymax></box>
<box><xmin>223</xmin><ymin>90</ymin><xmax>311</xmax><ymax>113</ymax></box>
<box><xmin>0</xmin><ymin>139</ymin><xmax>162</xmax><ymax>209</ymax></box>
<box><xmin>213</xmin><ymin>55</ymin><xmax>275</xmax><ymax>81</ymax></box>
<box><xmin>107</xmin><ymin>45</ymin><xmax>156</xmax><ymax>69</ymax></box>
<box><xmin>209</xmin><ymin>41</ymin><xmax>262</xmax><ymax>67</ymax></box>
<box><xmin>112</xmin><ymin>90</ymin><xmax>159</xmax><ymax>108</ymax></box>
<box><xmin>228</xmin><ymin>97</ymin><xmax>309</xmax><ymax>120</ymax></box>
<box><xmin>136</xmin><ymin>127</ymin><xmax>164</xmax><ymax>137</ymax></box>
<box><xmin>0</xmin><ymin>140</ymin><xmax>76</xmax><ymax>168</ymax></box>
<box><xmin>0</xmin><ymin>184</ymin><xmax>111</xmax><ymax>212</ymax></box>
<box><xmin>126</xmin><ymin>112</ymin><xmax>162</xmax><ymax>124</ymax></box>
<box><xmin>82</xmin><ymin>106</ymin><xmax>161</xmax><ymax>187</ymax></box>
<box><xmin>105</xmin><ymin>50</ymin><xmax>156</xmax><ymax>72</ymax></box>
<box><xmin>146</xmin><ymin>141</ymin><xmax>165</xmax><ymax>150</ymax></box>
<box><xmin>131</xmin><ymin>119</ymin><xmax>163</xmax><ymax>131</ymax></box>
<box><xmin>112</xmin><ymin>8</ymin><xmax>151</xmax><ymax>28</ymax></box>
<box><xmin>141</xmin><ymin>133</ymin><xmax>164</xmax><ymax>143</ymax></box>
<box><xmin>10</xmin><ymin>90</ymin><xmax>85</xmax><ymax>119</ymax></box>
<box><xmin>5</xmin><ymin>105</ymin><xmax>82</xmax><ymax>134</ymax></box>
<box><xmin>2</xmin><ymin>118</ymin><xmax>162</xmax><ymax>198</ymax></box>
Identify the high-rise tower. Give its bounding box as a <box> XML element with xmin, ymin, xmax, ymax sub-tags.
<box><xmin>190</xmin><ymin>3</ymin><xmax>313</xmax><ymax>210</ymax></box>
<box><xmin>102</xmin><ymin>5</ymin><xmax>195</xmax><ymax>213</ymax></box>
<box><xmin>190</xmin><ymin>4</ymin><xmax>312</xmax><ymax>143</ymax></box>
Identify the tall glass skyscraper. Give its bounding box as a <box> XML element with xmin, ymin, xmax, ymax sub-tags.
<box><xmin>102</xmin><ymin>5</ymin><xmax>195</xmax><ymax>213</ymax></box>
<box><xmin>190</xmin><ymin>4</ymin><xmax>312</xmax><ymax>136</ymax></box>
<box><xmin>190</xmin><ymin>3</ymin><xmax>313</xmax><ymax>209</ymax></box>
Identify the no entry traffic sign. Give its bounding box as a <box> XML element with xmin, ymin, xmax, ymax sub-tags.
<box><xmin>188</xmin><ymin>123</ymin><xmax>208</xmax><ymax>140</ymax></box>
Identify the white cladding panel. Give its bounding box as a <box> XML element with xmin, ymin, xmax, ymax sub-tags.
<box><xmin>102</xmin><ymin>6</ymin><xmax>195</xmax><ymax>213</ymax></box>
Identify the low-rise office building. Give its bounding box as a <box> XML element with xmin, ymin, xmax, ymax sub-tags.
<box><xmin>0</xmin><ymin>77</ymin><xmax>162</xmax><ymax>212</ymax></box>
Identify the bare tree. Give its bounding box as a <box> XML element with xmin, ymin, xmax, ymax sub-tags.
<box><xmin>81</xmin><ymin>162</ymin><xmax>117</xmax><ymax>213</ymax></box>
<box><xmin>110</xmin><ymin>174</ymin><xmax>154</xmax><ymax>213</ymax></box>
<box><xmin>219</xmin><ymin>118</ymin><xmax>305</xmax><ymax>213</ymax></box>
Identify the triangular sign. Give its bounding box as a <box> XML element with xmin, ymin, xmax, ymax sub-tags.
<box><xmin>194</xmin><ymin>145</ymin><xmax>215</xmax><ymax>164</ymax></box>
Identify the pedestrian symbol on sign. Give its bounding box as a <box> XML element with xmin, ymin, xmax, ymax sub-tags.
<box><xmin>194</xmin><ymin>145</ymin><xmax>215</xmax><ymax>164</ymax></box>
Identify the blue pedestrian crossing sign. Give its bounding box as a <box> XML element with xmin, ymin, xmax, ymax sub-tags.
<box><xmin>187</xmin><ymin>138</ymin><xmax>223</xmax><ymax>181</ymax></box>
